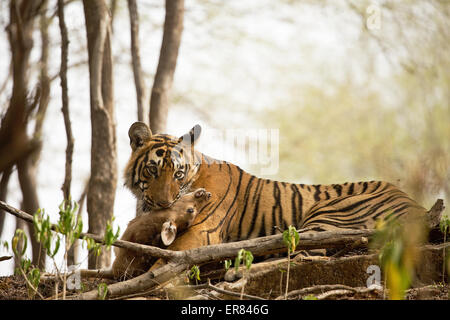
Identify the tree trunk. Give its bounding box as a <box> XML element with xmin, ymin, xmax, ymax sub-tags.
<box><xmin>127</xmin><ymin>0</ymin><xmax>147</xmax><ymax>123</ymax></box>
<box><xmin>83</xmin><ymin>0</ymin><xmax>117</xmax><ymax>269</ymax></box>
<box><xmin>0</xmin><ymin>1</ymin><xmax>41</xmax><ymax>173</ymax></box>
<box><xmin>17</xmin><ymin>158</ymin><xmax>45</xmax><ymax>269</ymax></box>
<box><xmin>26</xmin><ymin>0</ymin><xmax>51</xmax><ymax>270</ymax></box>
<box><xmin>1</xmin><ymin>0</ymin><xmax>46</xmax><ymax>270</ymax></box>
<box><xmin>149</xmin><ymin>0</ymin><xmax>184</xmax><ymax>133</ymax></box>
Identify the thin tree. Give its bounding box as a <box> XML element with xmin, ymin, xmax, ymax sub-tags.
<box><xmin>83</xmin><ymin>0</ymin><xmax>118</xmax><ymax>269</ymax></box>
<box><xmin>149</xmin><ymin>0</ymin><xmax>184</xmax><ymax>133</ymax></box>
<box><xmin>127</xmin><ymin>0</ymin><xmax>147</xmax><ymax>123</ymax></box>
<box><xmin>18</xmin><ymin>0</ymin><xmax>51</xmax><ymax>270</ymax></box>
<box><xmin>0</xmin><ymin>1</ymin><xmax>43</xmax><ymax>173</ymax></box>
<box><xmin>0</xmin><ymin>0</ymin><xmax>47</xmax><ymax>270</ymax></box>
<box><xmin>58</xmin><ymin>0</ymin><xmax>77</xmax><ymax>267</ymax></box>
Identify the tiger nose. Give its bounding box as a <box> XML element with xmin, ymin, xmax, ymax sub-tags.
<box><xmin>158</xmin><ymin>201</ymin><xmax>172</xmax><ymax>209</ymax></box>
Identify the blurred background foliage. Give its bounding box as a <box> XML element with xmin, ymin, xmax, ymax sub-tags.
<box><xmin>255</xmin><ymin>0</ymin><xmax>450</xmax><ymax>209</ymax></box>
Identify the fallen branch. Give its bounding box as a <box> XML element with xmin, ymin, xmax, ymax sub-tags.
<box><xmin>275</xmin><ymin>284</ymin><xmax>358</xmax><ymax>300</ymax></box>
<box><xmin>40</xmin><ymin>269</ymin><xmax>115</xmax><ymax>282</ymax></box>
<box><xmin>109</xmin><ymin>286</ymin><xmax>165</xmax><ymax>301</ymax></box>
<box><xmin>194</xmin><ymin>280</ymin><xmax>265</xmax><ymax>301</ymax></box>
<box><xmin>275</xmin><ymin>284</ymin><xmax>382</xmax><ymax>300</ymax></box>
<box><xmin>331</xmin><ymin>237</ymin><xmax>368</xmax><ymax>258</ymax></box>
<box><xmin>156</xmin><ymin>279</ymin><xmax>266</xmax><ymax>301</ymax></box>
<box><xmin>79</xmin><ymin>269</ymin><xmax>115</xmax><ymax>279</ymax></box>
<box><xmin>316</xmin><ymin>289</ymin><xmax>354</xmax><ymax>300</ymax></box>
<box><xmin>316</xmin><ymin>286</ymin><xmax>381</xmax><ymax>300</ymax></box>
<box><xmin>73</xmin><ymin>261</ymin><xmax>189</xmax><ymax>300</ymax></box>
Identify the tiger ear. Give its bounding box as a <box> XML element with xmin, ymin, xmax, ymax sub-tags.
<box><xmin>128</xmin><ymin>122</ymin><xmax>152</xmax><ymax>151</ymax></box>
<box><xmin>161</xmin><ymin>221</ymin><xmax>177</xmax><ymax>246</ymax></box>
<box><xmin>178</xmin><ymin>124</ymin><xmax>201</xmax><ymax>146</ymax></box>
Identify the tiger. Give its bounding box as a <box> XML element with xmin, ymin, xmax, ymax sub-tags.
<box><xmin>124</xmin><ymin>122</ymin><xmax>437</xmax><ymax>268</ymax></box>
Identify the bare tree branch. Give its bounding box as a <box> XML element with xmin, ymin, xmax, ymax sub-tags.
<box><xmin>49</xmin><ymin>60</ymin><xmax>88</xmax><ymax>83</ymax></box>
<box><xmin>109</xmin><ymin>0</ymin><xmax>117</xmax><ymax>34</ymax></box>
<box><xmin>0</xmin><ymin>256</ymin><xmax>13</xmax><ymax>262</ymax></box>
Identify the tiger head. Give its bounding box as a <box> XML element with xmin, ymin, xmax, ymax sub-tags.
<box><xmin>124</xmin><ymin>122</ymin><xmax>202</xmax><ymax>211</ymax></box>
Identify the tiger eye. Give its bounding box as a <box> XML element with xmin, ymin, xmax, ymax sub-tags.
<box><xmin>174</xmin><ymin>171</ymin><xmax>184</xmax><ymax>180</ymax></box>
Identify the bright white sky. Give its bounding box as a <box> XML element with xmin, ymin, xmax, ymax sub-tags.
<box><xmin>0</xmin><ymin>0</ymin><xmax>390</xmax><ymax>275</ymax></box>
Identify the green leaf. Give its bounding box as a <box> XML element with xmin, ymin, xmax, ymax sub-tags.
<box><xmin>104</xmin><ymin>217</ymin><xmax>120</xmax><ymax>249</ymax></box>
<box><xmin>224</xmin><ymin>259</ymin><xmax>232</xmax><ymax>271</ymax></box>
<box><xmin>21</xmin><ymin>258</ymin><xmax>31</xmax><ymax>273</ymax></box>
<box><xmin>440</xmin><ymin>214</ymin><xmax>450</xmax><ymax>235</ymax></box>
<box><xmin>244</xmin><ymin>250</ymin><xmax>254</xmax><ymax>270</ymax></box>
<box><xmin>282</xmin><ymin>225</ymin><xmax>300</xmax><ymax>253</ymax></box>
<box><xmin>12</xmin><ymin>229</ymin><xmax>28</xmax><ymax>258</ymax></box>
<box><xmin>188</xmin><ymin>265</ymin><xmax>201</xmax><ymax>281</ymax></box>
<box><xmin>48</xmin><ymin>235</ymin><xmax>61</xmax><ymax>258</ymax></box>
<box><xmin>97</xmin><ymin>283</ymin><xmax>108</xmax><ymax>300</ymax></box>
<box><xmin>74</xmin><ymin>219</ymin><xmax>83</xmax><ymax>240</ymax></box>
<box><xmin>27</xmin><ymin>268</ymin><xmax>41</xmax><ymax>288</ymax></box>
<box><xmin>234</xmin><ymin>249</ymin><xmax>253</xmax><ymax>271</ymax></box>
<box><xmin>235</xmin><ymin>249</ymin><xmax>244</xmax><ymax>272</ymax></box>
